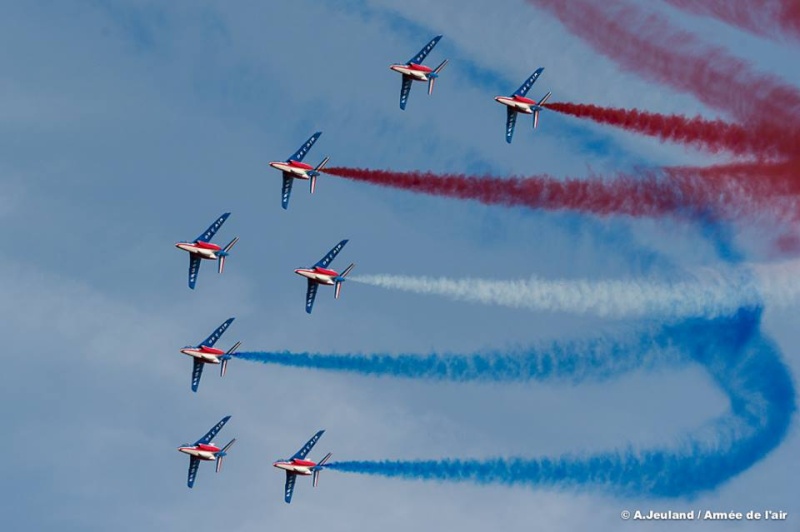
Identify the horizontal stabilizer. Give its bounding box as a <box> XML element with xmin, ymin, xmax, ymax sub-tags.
<box><xmin>223</xmin><ymin>236</ymin><xmax>240</xmax><ymax>253</ymax></box>
<box><xmin>225</xmin><ymin>341</ymin><xmax>241</xmax><ymax>356</ymax></box>
<box><xmin>221</xmin><ymin>438</ymin><xmax>237</xmax><ymax>454</ymax></box>
<box><xmin>314</xmin><ymin>156</ymin><xmax>329</xmax><ymax>174</ymax></box>
<box><xmin>340</xmin><ymin>263</ymin><xmax>355</xmax><ymax>278</ymax></box>
<box><xmin>537</xmin><ymin>91</ymin><xmax>552</xmax><ymax>108</ymax></box>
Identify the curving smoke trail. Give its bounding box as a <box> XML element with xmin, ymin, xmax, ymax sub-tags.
<box><xmin>238</xmin><ymin>310</ymin><xmax>795</xmax><ymax>498</ymax></box>
<box><xmin>545</xmin><ymin>102</ymin><xmax>799</xmax><ymax>159</ymax></box>
<box><xmin>349</xmin><ymin>260</ymin><xmax>800</xmax><ymax>319</ymax></box>
<box><xmin>663</xmin><ymin>0</ymin><xmax>800</xmax><ymax>42</ymax></box>
<box><xmin>527</xmin><ymin>0</ymin><xmax>800</xmax><ymax>129</ymax></box>
<box><xmin>325</xmin><ymin>166</ymin><xmax>800</xmax><ymax>223</ymax></box>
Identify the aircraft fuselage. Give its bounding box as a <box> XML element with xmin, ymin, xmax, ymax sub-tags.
<box><xmin>178</xmin><ymin>443</ymin><xmax>221</xmax><ymax>461</ymax></box>
<box><xmin>494</xmin><ymin>95</ymin><xmax>535</xmax><ymax>114</ymax></box>
<box><xmin>273</xmin><ymin>459</ymin><xmax>316</xmax><ymax>476</ymax></box>
<box><xmin>175</xmin><ymin>241</ymin><xmax>221</xmax><ymax>260</ymax></box>
<box><xmin>270</xmin><ymin>161</ymin><xmax>313</xmax><ymax>180</ymax></box>
<box><xmin>294</xmin><ymin>267</ymin><xmax>338</xmax><ymax>285</ymax></box>
<box><xmin>390</xmin><ymin>63</ymin><xmax>432</xmax><ymax>81</ymax></box>
<box><xmin>180</xmin><ymin>346</ymin><xmax>224</xmax><ymax>364</ymax></box>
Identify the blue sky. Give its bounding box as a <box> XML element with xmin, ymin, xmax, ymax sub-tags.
<box><xmin>1</xmin><ymin>1</ymin><xmax>798</xmax><ymax>530</ymax></box>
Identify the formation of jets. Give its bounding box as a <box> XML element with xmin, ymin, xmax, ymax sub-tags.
<box><xmin>171</xmin><ymin>34</ymin><xmax>551</xmax><ymax>501</ymax></box>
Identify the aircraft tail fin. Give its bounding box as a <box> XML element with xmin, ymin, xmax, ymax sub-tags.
<box><xmin>427</xmin><ymin>59</ymin><xmax>448</xmax><ymax>95</ymax></box>
<box><xmin>309</xmin><ymin>156</ymin><xmax>329</xmax><ymax>194</ymax></box>
<box><xmin>312</xmin><ymin>452</ymin><xmax>332</xmax><ymax>487</ymax></box>
<box><xmin>220</xmin><ymin>341</ymin><xmax>241</xmax><ymax>377</ymax></box>
<box><xmin>533</xmin><ymin>91</ymin><xmax>551</xmax><ymax>130</ymax></box>
<box><xmin>334</xmin><ymin>263</ymin><xmax>355</xmax><ymax>299</ymax></box>
<box><xmin>218</xmin><ymin>237</ymin><xmax>239</xmax><ymax>274</ymax></box>
<box><xmin>215</xmin><ymin>438</ymin><xmax>236</xmax><ymax>473</ymax></box>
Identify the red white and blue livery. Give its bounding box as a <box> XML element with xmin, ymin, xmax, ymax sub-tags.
<box><xmin>273</xmin><ymin>429</ymin><xmax>332</xmax><ymax>504</ymax></box>
<box><xmin>295</xmin><ymin>239</ymin><xmax>355</xmax><ymax>314</ymax></box>
<box><xmin>175</xmin><ymin>212</ymin><xmax>239</xmax><ymax>289</ymax></box>
<box><xmin>390</xmin><ymin>35</ymin><xmax>448</xmax><ymax>110</ymax></box>
<box><xmin>177</xmin><ymin>415</ymin><xmax>236</xmax><ymax>488</ymax></box>
<box><xmin>269</xmin><ymin>132</ymin><xmax>330</xmax><ymax>210</ymax></box>
<box><xmin>494</xmin><ymin>67</ymin><xmax>551</xmax><ymax>143</ymax></box>
<box><xmin>180</xmin><ymin>318</ymin><xmax>241</xmax><ymax>393</ymax></box>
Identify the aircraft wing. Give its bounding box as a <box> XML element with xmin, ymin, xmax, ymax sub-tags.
<box><xmin>505</xmin><ymin>107</ymin><xmax>518</xmax><ymax>144</ymax></box>
<box><xmin>314</xmin><ymin>239</ymin><xmax>349</xmax><ymax>268</ymax></box>
<box><xmin>513</xmin><ymin>67</ymin><xmax>544</xmax><ymax>98</ymax></box>
<box><xmin>281</xmin><ymin>173</ymin><xmax>294</xmax><ymax>210</ymax></box>
<box><xmin>399</xmin><ymin>75</ymin><xmax>412</xmax><ymax>110</ymax></box>
<box><xmin>188</xmin><ymin>255</ymin><xmax>202</xmax><ymax>290</ymax></box>
<box><xmin>287</xmin><ymin>132</ymin><xmax>322</xmax><ymax>163</ymax></box>
<box><xmin>191</xmin><ymin>358</ymin><xmax>205</xmax><ymax>393</ymax></box>
<box><xmin>284</xmin><ymin>472</ymin><xmax>297</xmax><ymax>503</ymax></box>
<box><xmin>195</xmin><ymin>212</ymin><xmax>231</xmax><ymax>243</ymax></box>
<box><xmin>187</xmin><ymin>456</ymin><xmax>200</xmax><ymax>488</ymax></box>
<box><xmin>407</xmin><ymin>35</ymin><xmax>442</xmax><ymax>65</ymax></box>
<box><xmin>194</xmin><ymin>415</ymin><xmax>231</xmax><ymax>445</ymax></box>
<box><xmin>200</xmin><ymin>318</ymin><xmax>235</xmax><ymax>348</ymax></box>
<box><xmin>305</xmin><ymin>280</ymin><xmax>318</xmax><ymax>314</ymax></box>
<box><xmin>291</xmin><ymin>429</ymin><xmax>325</xmax><ymax>460</ymax></box>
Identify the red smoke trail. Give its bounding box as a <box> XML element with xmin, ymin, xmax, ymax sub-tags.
<box><xmin>325</xmin><ymin>166</ymin><xmax>799</xmax><ymax>222</ymax></box>
<box><xmin>545</xmin><ymin>102</ymin><xmax>799</xmax><ymax>158</ymax></box>
<box><xmin>663</xmin><ymin>0</ymin><xmax>800</xmax><ymax>42</ymax></box>
<box><xmin>527</xmin><ymin>0</ymin><xmax>800</xmax><ymax>129</ymax></box>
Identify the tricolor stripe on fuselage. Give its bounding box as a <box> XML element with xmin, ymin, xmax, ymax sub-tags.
<box><xmin>390</xmin><ymin>64</ymin><xmax>431</xmax><ymax>81</ymax></box>
<box><xmin>273</xmin><ymin>459</ymin><xmax>316</xmax><ymax>475</ymax></box>
<box><xmin>269</xmin><ymin>161</ymin><xmax>313</xmax><ymax>179</ymax></box>
<box><xmin>294</xmin><ymin>267</ymin><xmax>338</xmax><ymax>285</ymax></box>
<box><xmin>179</xmin><ymin>445</ymin><xmax>220</xmax><ymax>460</ymax></box>
<box><xmin>494</xmin><ymin>96</ymin><xmax>535</xmax><ymax>113</ymax></box>
<box><xmin>181</xmin><ymin>346</ymin><xmax>224</xmax><ymax>363</ymax></box>
<box><xmin>175</xmin><ymin>242</ymin><xmax>220</xmax><ymax>259</ymax></box>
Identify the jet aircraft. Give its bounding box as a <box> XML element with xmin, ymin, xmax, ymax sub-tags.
<box><xmin>180</xmin><ymin>318</ymin><xmax>241</xmax><ymax>392</ymax></box>
<box><xmin>494</xmin><ymin>67</ymin><xmax>551</xmax><ymax>143</ymax></box>
<box><xmin>273</xmin><ymin>430</ymin><xmax>332</xmax><ymax>504</ymax></box>
<box><xmin>389</xmin><ymin>35</ymin><xmax>448</xmax><ymax>110</ymax></box>
<box><xmin>175</xmin><ymin>213</ymin><xmax>239</xmax><ymax>289</ymax></box>
<box><xmin>295</xmin><ymin>239</ymin><xmax>355</xmax><ymax>314</ymax></box>
<box><xmin>177</xmin><ymin>415</ymin><xmax>236</xmax><ymax>488</ymax></box>
<box><xmin>268</xmin><ymin>132</ymin><xmax>329</xmax><ymax>210</ymax></box>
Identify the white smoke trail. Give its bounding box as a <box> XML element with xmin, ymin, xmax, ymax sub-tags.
<box><xmin>351</xmin><ymin>260</ymin><xmax>800</xmax><ymax>318</ymax></box>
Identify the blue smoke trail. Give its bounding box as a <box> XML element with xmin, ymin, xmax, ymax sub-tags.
<box><xmin>238</xmin><ymin>308</ymin><xmax>794</xmax><ymax>498</ymax></box>
<box><xmin>237</xmin><ymin>324</ymin><xmax>689</xmax><ymax>385</ymax></box>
